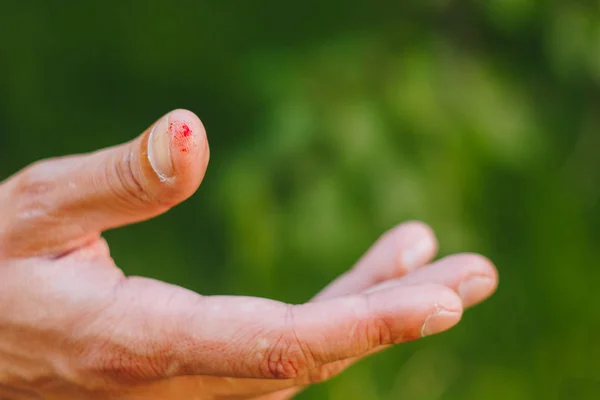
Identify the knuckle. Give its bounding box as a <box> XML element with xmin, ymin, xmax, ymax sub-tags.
<box><xmin>14</xmin><ymin>162</ymin><xmax>57</xmax><ymax>197</ymax></box>
<box><xmin>357</xmin><ymin>295</ymin><xmax>394</xmax><ymax>347</ymax></box>
<box><xmin>258</xmin><ymin>311</ymin><xmax>314</xmax><ymax>380</ymax></box>
<box><xmin>12</xmin><ymin>161</ymin><xmax>59</xmax><ymax>207</ymax></box>
<box><xmin>370</xmin><ymin>315</ymin><xmax>394</xmax><ymax>346</ymax></box>
<box><xmin>357</xmin><ymin>309</ymin><xmax>394</xmax><ymax>348</ymax></box>
<box><xmin>108</xmin><ymin>150</ymin><xmax>153</xmax><ymax>206</ymax></box>
<box><xmin>108</xmin><ymin>148</ymin><xmax>183</xmax><ymax>210</ymax></box>
<box><xmin>260</xmin><ymin>333</ymin><xmax>310</xmax><ymax>380</ymax></box>
<box><xmin>3</xmin><ymin>161</ymin><xmax>60</xmax><ymax>239</ymax></box>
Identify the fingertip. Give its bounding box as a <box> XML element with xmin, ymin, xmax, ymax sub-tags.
<box><xmin>418</xmin><ymin>284</ymin><xmax>463</xmax><ymax>338</ymax></box>
<box><xmin>163</xmin><ymin>108</ymin><xmax>209</xmax><ymax>176</ymax></box>
<box><xmin>458</xmin><ymin>276</ymin><xmax>497</xmax><ymax>308</ymax></box>
<box><xmin>396</xmin><ymin>221</ymin><xmax>439</xmax><ymax>271</ymax></box>
<box><xmin>400</xmin><ymin>221</ymin><xmax>437</xmax><ymax>241</ymax></box>
<box><xmin>454</xmin><ymin>254</ymin><xmax>498</xmax><ymax>307</ymax></box>
<box><xmin>144</xmin><ymin>109</ymin><xmax>209</xmax><ymax>205</ymax></box>
<box><xmin>369</xmin><ymin>283</ymin><xmax>463</xmax><ymax>339</ymax></box>
<box><xmin>374</xmin><ymin>221</ymin><xmax>438</xmax><ymax>274</ymax></box>
<box><xmin>439</xmin><ymin>253</ymin><xmax>498</xmax><ymax>307</ymax></box>
<box><xmin>167</xmin><ymin>109</ymin><xmax>208</xmax><ymax>155</ymax></box>
<box><xmin>315</xmin><ymin>221</ymin><xmax>439</xmax><ymax>300</ymax></box>
<box><xmin>420</xmin><ymin>306</ymin><xmax>462</xmax><ymax>338</ymax></box>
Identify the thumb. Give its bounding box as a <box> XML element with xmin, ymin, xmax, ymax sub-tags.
<box><xmin>0</xmin><ymin>109</ymin><xmax>209</xmax><ymax>258</ymax></box>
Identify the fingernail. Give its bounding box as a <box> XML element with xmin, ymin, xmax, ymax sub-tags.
<box><xmin>420</xmin><ymin>291</ymin><xmax>462</xmax><ymax>337</ymax></box>
<box><xmin>402</xmin><ymin>237</ymin><xmax>435</xmax><ymax>271</ymax></box>
<box><xmin>458</xmin><ymin>276</ymin><xmax>495</xmax><ymax>308</ymax></box>
<box><xmin>148</xmin><ymin>114</ymin><xmax>174</xmax><ymax>181</ymax></box>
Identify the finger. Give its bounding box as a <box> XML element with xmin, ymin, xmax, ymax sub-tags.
<box><xmin>0</xmin><ymin>109</ymin><xmax>209</xmax><ymax>257</ymax></box>
<box><xmin>365</xmin><ymin>253</ymin><xmax>498</xmax><ymax>307</ymax></box>
<box><xmin>83</xmin><ymin>279</ymin><xmax>462</xmax><ymax>383</ymax></box>
<box><xmin>236</xmin><ymin>223</ymin><xmax>438</xmax><ymax>399</ymax></box>
<box><xmin>105</xmin><ymin>224</ymin><xmax>439</xmax><ymax>400</ymax></box>
<box><xmin>286</xmin><ymin>254</ymin><xmax>497</xmax><ymax>396</ymax></box>
<box><xmin>313</xmin><ymin>221</ymin><xmax>438</xmax><ymax>301</ymax></box>
<box><xmin>266</xmin><ymin>254</ymin><xmax>498</xmax><ymax>399</ymax></box>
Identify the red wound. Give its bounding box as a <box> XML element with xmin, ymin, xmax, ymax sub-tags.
<box><xmin>169</xmin><ymin>121</ymin><xmax>194</xmax><ymax>153</ymax></box>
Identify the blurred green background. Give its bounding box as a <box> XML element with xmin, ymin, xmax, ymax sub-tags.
<box><xmin>1</xmin><ymin>1</ymin><xmax>599</xmax><ymax>399</ymax></box>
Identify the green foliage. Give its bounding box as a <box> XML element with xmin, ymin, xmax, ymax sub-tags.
<box><xmin>1</xmin><ymin>1</ymin><xmax>599</xmax><ymax>398</ymax></box>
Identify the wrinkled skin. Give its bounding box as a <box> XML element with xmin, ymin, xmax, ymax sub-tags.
<box><xmin>0</xmin><ymin>109</ymin><xmax>498</xmax><ymax>399</ymax></box>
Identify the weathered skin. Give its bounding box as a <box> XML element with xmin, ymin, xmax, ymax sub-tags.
<box><xmin>0</xmin><ymin>109</ymin><xmax>498</xmax><ymax>400</ymax></box>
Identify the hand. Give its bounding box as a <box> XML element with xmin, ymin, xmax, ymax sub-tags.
<box><xmin>0</xmin><ymin>110</ymin><xmax>498</xmax><ymax>400</ymax></box>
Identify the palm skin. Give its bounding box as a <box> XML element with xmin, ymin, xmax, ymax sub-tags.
<box><xmin>0</xmin><ymin>109</ymin><xmax>497</xmax><ymax>400</ymax></box>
